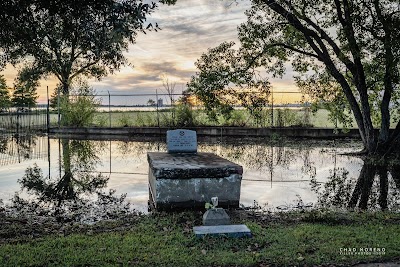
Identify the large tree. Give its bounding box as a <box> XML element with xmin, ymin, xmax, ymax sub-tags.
<box><xmin>188</xmin><ymin>42</ymin><xmax>270</xmax><ymax>122</ymax></box>
<box><xmin>189</xmin><ymin>0</ymin><xmax>400</xmax><ymax>158</ymax></box>
<box><xmin>0</xmin><ymin>0</ymin><xmax>157</xmax><ymax>95</ymax></box>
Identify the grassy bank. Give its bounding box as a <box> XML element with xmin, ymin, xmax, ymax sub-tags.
<box><xmin>90</xmin><ymin>109</ymin><xmax>338</xmax><ymax>128</ymax></box>
<box><xmin>1</xmin><ymin>211</ymin><xmax>399</xmax><ymax>266</ymax></box>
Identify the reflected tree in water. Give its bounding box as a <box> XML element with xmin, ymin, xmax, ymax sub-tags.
<box><xmin>0</xmin><ymin>136</ymin><xmax>7</xmax><ymax>154</ymax></box>
<box><xmin>61</xmin><ymin>139</ymin><xmax>104</xmax><ymax>178</ymax></box>
<box><xmin>113</xmin><ymin>138</ymin><xmax>343</xmax><ymax>177</ymax></box>
<box><xmin>114</xmin><ymin>137</ymin><xmax>300</xmax><ymax>173</ymax></box>
<box><xmin>311</xmin><ymin>162</ymin><xmax>400</xmax><ymax>211</ymax></box>
<box><xmin>14</xmin><ymin>134</ymin><xmax>37</xmax><ymax>160</ymax></box>
<box><xmin>116</xmin><ymin>139</ymin><xmax>164</xmax><ymax>158</ymax></box>
<box><xmin>15</xmin><ymin>139</ymin><xmax>129</xmax><ymax>222</ymax></box>
<box><xmin>300</xmin><ymin>149</ymin><xmax>317</xmax><ymax>180</ymax></box>
<box><xmin>198</xmin><ymin>138</ymin><xmax>299</xmax><ymax>172</ymax></box>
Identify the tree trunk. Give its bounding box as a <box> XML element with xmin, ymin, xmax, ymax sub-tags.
<box><xmin>389</xmin><ymin>165</ymin><xmax>400</xmax><ymax>191</ymax></box>
<box><xmin>62</xmin><ymin>138</ymin><xmax>72</xmax><ymax>175</ymax></box>
<box><xmin>378</xmin><ymin>166</ymin><xmax>389</xmax><ymax>210</ymax></box>
<box><xmin>348</xmin><ymin>163</ymin><xmax>376</xmax><ymax>209</ymax></box>
<box><xmin>61</xmin><ymin>78</ymin><xmax>70</xmax><ymax>96</ymax></box>
<box><xmin>53</xmin><ymin>138</ymin><xmax>75</xmax><ymax>207</ymax></box>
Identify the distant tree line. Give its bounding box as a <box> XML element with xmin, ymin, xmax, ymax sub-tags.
<box><xmin>0</xmin><ymin>74</ymin><xmax>38</xmax><ymax>110</ymax></box>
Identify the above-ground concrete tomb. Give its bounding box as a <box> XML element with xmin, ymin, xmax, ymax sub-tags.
<box><xmin>147</xmin><ymin>149</ymin><xmax>243</xmax><ymax>210</ymax></box>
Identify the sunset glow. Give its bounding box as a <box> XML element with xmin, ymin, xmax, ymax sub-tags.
<box><xmin>1</xmin><ymin>0</ymin><xmax>300</xmax><ymax>105</ymax></box>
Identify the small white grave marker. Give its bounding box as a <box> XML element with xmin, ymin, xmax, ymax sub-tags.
<box><xmin>167</xmin><ymin>129</ymin><xmax>197</xmax><ymax>153</ymax></box>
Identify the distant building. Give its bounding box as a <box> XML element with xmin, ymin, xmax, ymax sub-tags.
<box><xmin>157</xmin><ymin>98</ymin><xmax>163</xmax><ymax>107</ymax></box>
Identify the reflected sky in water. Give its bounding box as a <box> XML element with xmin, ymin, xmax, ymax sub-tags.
<box><xmin>1</xmin><ymin>135</ymin><xmax>398</xmax><ymax>213</ymax></box>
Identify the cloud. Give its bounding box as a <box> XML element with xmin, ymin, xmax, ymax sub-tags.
<box><xmin>128</xmin><ymin>0</ymin><xmax>250</xmax><ymax>59</ymax></box>
<box><xmin>91</xmin><ymin>60</ymin><xmax>195</xmax><ymax>93</ymax></box>
<box><xmin>1</xmin><ymin>0</ymin><xmax>301</xmax><ymax>105</ymax></box>
<box><xmin>164</xmin><ymin>23</ymin><xmax>209</xmax><ymax>37</ymax></box>
<box><xmin>140</xmin><ymin>61</ymin><xmax>194</xmax><ymax>78</ymax></box>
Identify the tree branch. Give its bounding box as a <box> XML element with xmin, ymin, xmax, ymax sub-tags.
<box><xmin>271</xmin><ymin>42</ymin><xmax>320</xmax><ymax>59</ymax></box>
<box><xmin>334</xmin><ymin>0</ymin><xmax>375</xmax><ymax>150</ymax></box>
<box><xmin>287</xmin><ymin>0</ymin><xmax>356</xmax><ymax>72</ymax></box>
<box><xmin>388</xmin><ymin>120</ymin><xmax>400</xmax><ymax>145</ymax></box>
<box><xmin>70</xmin><ymin>61</ymin><xmax>100</xmax><ymax>80</ymax></box>
<box><xmin>373</xmin><ymin>0</ymin><xmax>396</xmax><ymax>144</ymax></box>
<box><xmin>261</xmin><ymin>0</ymin><xmax>367</xmax><ymax>144</ymax></box>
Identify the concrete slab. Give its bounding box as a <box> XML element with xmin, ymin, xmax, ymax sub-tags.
<box><xmin>147</xmin><ymin>152</ymin><xmax>243</xmax><ymax>210</ymax></box>
<box><xmin>147</xmin><ymin>152</ymin><xmax>243</xmax><ymax>179</ymax></box>
<box><xmin>193</xmin><ymin>224</ymin><xmax>252</xmax><ymax>238</ymax></box>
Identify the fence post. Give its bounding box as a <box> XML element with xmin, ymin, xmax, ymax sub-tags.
<box><xmin>108</xmin><ymin>91</ymin><xmax>111</xmax><ymax>127</ymax></box>
<box><xmin>17</xmin><ymin>107</ymin><xmax>20</xmax><ymax>137</ymax></box>
<box><xmin>270</xmin><ymin>88</ymin><xmax>274</xmax><ymax>127</ymax></box>
<box><xmin>28</xmin><ymin>103</ymin><xmax>31</xmax><ymax>131</ymax></box>
<box><xmin>46</xmin><ymin>86</ymin><xmax>50</xmax><ymax>133</ymax></box>
<box><xmin>156</xmin><ymin>89</ymin><xmax>160</xmax><ymax>129</ymax></box>
<box><xmin>57</xmin><ymin>87</ymin><xmax>60</xmax><ymax>128</ymax></box>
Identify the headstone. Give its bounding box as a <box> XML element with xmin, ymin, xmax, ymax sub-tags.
<box><xmin>166</xmin><ymin>129</ymin><xmax>197</xmax><ymax>153</ymax></box>
<box><xmin>193</xmin><ymin>225</ymin><xmax>252</xmax><ymax>238</ymax></box>
<box><xmin>203</xmin><ymin>208</ymin><xmax>231</xmax><ymax>226</ymax></box>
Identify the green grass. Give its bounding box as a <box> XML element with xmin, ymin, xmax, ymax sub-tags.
<box><xmin>1</xmin><ymin>211</ymin><xmax>399</xmax><ymax>266</ymax></box>
<box><xmin>95</xmin><ymin>109</ymin><xmax>352</xmax><ymax>128</ymax></box>
<box><xmin>49</xmin><ymin>108</ymin><xmax>350</xmax><ymax>128</ymax></box>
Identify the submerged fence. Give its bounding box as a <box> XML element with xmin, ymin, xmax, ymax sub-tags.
<box><xmin>0</xmin><ymin>134</ymin><xmax>49</xmax><ymax>166</ymax></box>
<box><xmin>0</xmin><ymin>106</ymin><xmax>49</xmax><ymax>165</ymax></box>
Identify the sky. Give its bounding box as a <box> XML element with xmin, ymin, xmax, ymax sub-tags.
<box><xmin>1</xmin><ymin>0</ymin><xmax>298</xmax><ymax>105</ymax></box>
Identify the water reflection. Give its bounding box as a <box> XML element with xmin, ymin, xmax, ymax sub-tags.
<box><xmin>1</xmin><ymin>135</ymin><xmax>399</xmax><ymax>218</ymax></box>
<box><xmin>12</xmin><ymin>139</ymin><xmax>130</xmax><ymax>222</ymax></box>
<box><xmin>0</xmin><ymin>134</ymin><xmax>47</xmax><ymax>165</ymax></box>
<box><xmin>311</xmin><ymin>162</ymin><xmax>400</xmax><ymax>211</ymax></box>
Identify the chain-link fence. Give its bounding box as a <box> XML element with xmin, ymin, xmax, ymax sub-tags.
<box><xmin>0</xmin><ymin>106</ymin><xmax>49</xmax><ymax>165</ymax></box>
<box><xmin>53</xmin><ymin>90</ymin><xmax>344</xmax><ymax>128</ymax></box>
<box><xmin>0</xmin><ymin>106</ymin><xmax>49</xmax><ymax>135</ymax></box>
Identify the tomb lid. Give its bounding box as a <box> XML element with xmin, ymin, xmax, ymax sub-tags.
<box><xmin>147</xmin><ymin>152</ymin><xmax>243</xmax><ymax>179</ymax></box>
<box><xmin>167</xmin><ymin>129</ymin><xmax>197</xmax><ymax>153</ymax></box>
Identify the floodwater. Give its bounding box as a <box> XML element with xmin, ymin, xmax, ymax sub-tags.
<box><xmin>0</xmin><ymin>134</ymin><xmax>399</xmax><ymax>219</ymax></box>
